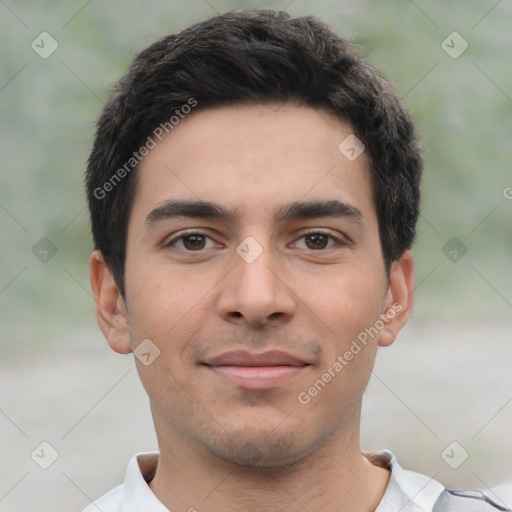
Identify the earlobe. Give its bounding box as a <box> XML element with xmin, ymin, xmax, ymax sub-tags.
<box><xmin>89</xmin><ymin>250</ymin><xmax>132</xmax><ymax>354</ymax></box>
<box><xmin>378</xmin><ymin>250</ymin><xmax>415</xmax><ymax>347</ymax></box>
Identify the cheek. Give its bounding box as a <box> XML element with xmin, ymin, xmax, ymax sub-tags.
<box><xmin>294</xmin><ymin>266</ymin><xmax>385</xmax><ymax>395</ymax></box>
<box><xmin>126</xmin><ymin>260</ymin><xmax>210</xmax><ymax>337</ymax></box>
<box><xmin>295</xmin><ymin>266</ymin><xmax>384</xmax><ymax>331</ymax></box>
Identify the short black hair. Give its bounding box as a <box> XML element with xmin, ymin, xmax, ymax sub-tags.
<box><xmin>85</xmin><ymin>9</ymin><xmax>422</xmax><ymax>298</ymax></box>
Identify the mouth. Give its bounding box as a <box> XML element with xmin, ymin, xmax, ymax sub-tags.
<box><xmin>201</xmin><ymin>350</ymin><xmax>311</xmax><ymax>389</ymax></box>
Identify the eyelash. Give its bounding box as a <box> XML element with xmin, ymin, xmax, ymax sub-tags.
<box><xmin>165</xmin><ymin>230</ymin><xmax>220</xmax><ymax>251</ymax></box>
<box><xmin>165</xmin><ymin>229</ymin><xmax>347</xmax><ymax>252</ymax></box>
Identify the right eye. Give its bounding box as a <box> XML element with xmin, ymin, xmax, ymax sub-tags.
<box><xmin>165</xmin><ymin>231</ymin><xmax>220</xmax><ymax>252</ymax></box>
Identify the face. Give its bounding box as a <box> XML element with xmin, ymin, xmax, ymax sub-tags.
<box><xmin>92</xmin><ymin>102</ymin><xmax>413</xmax><ymax>468</ymax></box>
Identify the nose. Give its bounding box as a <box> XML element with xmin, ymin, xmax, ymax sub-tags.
<box><xmin>215</xmin><ymin>241</ymin><xmax>297</xmax><ymax>328</ymax></box>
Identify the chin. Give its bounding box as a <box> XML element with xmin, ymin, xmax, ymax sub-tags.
<box><xmin>214</xmin><ymin>440</ymin><xmax>309</xmax><ymax>468</ymax></box>
<box><xmin>204</xmin><ymin>422</ymin><xmax>328</xmax><ymax>469</ymax></box>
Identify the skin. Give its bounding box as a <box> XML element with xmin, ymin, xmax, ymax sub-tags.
<box><xmin>90</xmin><ymin>102</ymin><xmax>415</xmax><ymax>512</ymax></box>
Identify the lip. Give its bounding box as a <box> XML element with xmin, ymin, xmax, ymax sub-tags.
<box><xmin>204</xmin><ymin>350</ymin><xmax>308</xmax><ymax>367</ymax></box>
<box><xmin>202</xmin><ymin>350</ymin><xmax>311</xmax><ymax>389</ymax></box>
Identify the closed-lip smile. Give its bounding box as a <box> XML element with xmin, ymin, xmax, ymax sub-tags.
<box><xmin>201</xmin><ymin>350</ymin><xmax>311</xmax><ymax>389</ymax></box>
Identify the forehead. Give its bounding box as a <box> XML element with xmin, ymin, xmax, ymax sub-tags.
<box><xmin>131</xmin><ymin>103</ymin><xmax>375</xmax><ymax>227</ymax></box>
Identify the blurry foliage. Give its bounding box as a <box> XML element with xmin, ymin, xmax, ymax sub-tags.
<box><xmin>1</xmin><ymin>0</ymin><xmax>510</xmax><ymax>356</ymax></box>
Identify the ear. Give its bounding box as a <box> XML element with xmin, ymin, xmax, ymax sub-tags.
<box><xmin>89</xmin><ymin>250</ymin><xmax>132</xmax><ymax>354</ymax></box>
<box><xmin>378</xmin><ymin>250</ymin><xmax>415</xmax><ymax>347</ymax></box>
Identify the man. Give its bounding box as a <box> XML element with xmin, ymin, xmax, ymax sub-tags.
<box><xmin>84</xmin><ymin>9</ymin><xmax>508</xmax><ymax>512</ymax></box>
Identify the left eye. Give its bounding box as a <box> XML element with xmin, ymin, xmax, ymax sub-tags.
<box><xmin>294</xmin><ymin>233</ymin><xmax>340</xmax><ymax>250</ymax></box>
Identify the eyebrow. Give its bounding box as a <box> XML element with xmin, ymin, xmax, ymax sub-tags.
<box><xmin>145</xmin><ymin>200</ymin><xmax>239</xmax><ymax>225</ymax></box>
<box><xmin>145</xmin><ymin>199</ymin><xmax>364</xmax><ymax>227</ymax></box>
<box><xmin>274</xmin><ymin>200</ymin><xmax>363</xmax><ymax>224</ymax></box>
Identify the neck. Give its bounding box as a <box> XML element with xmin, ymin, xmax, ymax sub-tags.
<box><xmin>148</xmin><ymin>411</ymin><xmax>389</xmax><ymax>512</ymax></box>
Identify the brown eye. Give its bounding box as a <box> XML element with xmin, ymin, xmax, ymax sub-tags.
<box><xmin>165</xmin><ymin>231</ymin><xmax>221</xmax><ymax>252</ymax></box>
<box><xmin>181</xmin><ymin>234</ymin><xmax>207</xmax><ymax>250</ymax></box>
<box><xmin>304</xmin><ymin>233</ymin><xmax>330</xmax><ymax>250</ymax></box>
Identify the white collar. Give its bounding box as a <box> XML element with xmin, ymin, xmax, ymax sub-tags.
<box><xmin>373</xmin><ymin>450</ymin><xmax>445</xmax><ymax>511</ymax></box>
<box><xmin>85</xmin><ymin>449</ymin><xmax>445</xmax><ymax>512</ymax></box>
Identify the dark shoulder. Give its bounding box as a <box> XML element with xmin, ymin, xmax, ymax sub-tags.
<box><xmin>433</xmin><ymin>489</ymin><xmax>511</xmax><ymax>511</ymax></box>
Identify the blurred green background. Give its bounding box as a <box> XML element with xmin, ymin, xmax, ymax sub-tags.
<box><xmin>1</xmin><ymin>0</ymin><xmax>510</xmax><ymax>358</ymax></box>
<box><xmin>0</xmin><ymin>2</ymin><xmax>511</xmax><ymax>510</ymax></box>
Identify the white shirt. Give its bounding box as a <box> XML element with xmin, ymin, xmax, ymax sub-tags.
<box><xmin>82</xmin><ymin>450</ymin><xmax>503</xmax><ymax>511</ymax></box>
